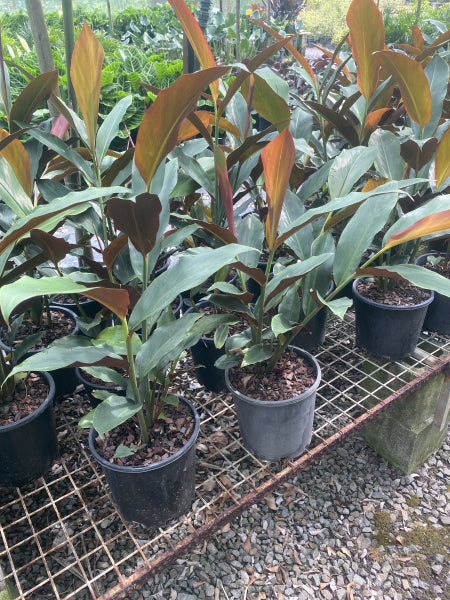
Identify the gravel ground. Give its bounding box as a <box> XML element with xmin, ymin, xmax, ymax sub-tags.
<box><xmin>126</xmin><ymin>429</ymin><xmax>449</xmax><ymax>600</ymax></box>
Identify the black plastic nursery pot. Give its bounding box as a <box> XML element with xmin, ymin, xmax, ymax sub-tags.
<box><xmin>0</xmin><ymin>305</ymin><xmax>79</xmax><ymax>398</ymax></box>
<box><xmin>225</xmin><ymin>347</ymin><xmax>321</xmax><ymax>461</ymax></box>
<box><xmin>414</xmin><ymin>254</ymin><xmax>450</xmax><ymax>335</ymax></box>
<box><xmin>184</xmin><ymin>301</ymin><xmax>226</xmax><ymax>392</ymax></box>
<box><xmin>52</xmin><ymin>295</ymin><xmax>102</xmax><ymax>319</ymax></box>
<box><xmin>352</xmin><ymin>279</ymin><xmax>434</xmax><ymax>361</ymax></box>
<box><xmin>88</xmin><ymin>396</ymin><xmax>200</xmax><ymax>529</ymax></box>
<box><xmin>0</xmin><ymin>372</ymin><xmax>57</xmax><ymax>487</ymax></box>
<box><xmin>293</xmin><ymin>307</ymin><xmax>328</xmax><ymax>351</ymax></box>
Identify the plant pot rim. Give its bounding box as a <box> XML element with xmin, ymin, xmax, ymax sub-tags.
<box><xmin>0</xmin><ymin>304</ymin><xmax>80</xmax><ymax>353</ymax></box>
<box><xmin>225</xmin><ymin>346</ymin><xmax>321</xmax><ymax>407</ymax></box>
<box><xmin>88</xmin><ymin>395</ymin><xmax>200</xmax><ymax>474</ymax></box>
<box><xmin>0</xmin><ymin>371</ymin><xmax>55</xmax><ymax>433</ymax></box>
<box><xmin>352</xmin><ymin>278</ymin><xmax>434</xmax><ymax>312</ymax></box>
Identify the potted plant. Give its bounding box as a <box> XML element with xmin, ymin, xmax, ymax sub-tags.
<box><xmin>0</xmin><ymin>323</ymin><xmax>57</xmax><ymax>487</ymax></box>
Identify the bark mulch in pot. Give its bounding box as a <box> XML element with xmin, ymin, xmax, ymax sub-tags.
<box><xmin>228</xmin><ymin>350</ymin><xmax>316</xmax><ymax>401</ymax></box>
<box><xmin>94</xmin><ymin>400</ymin><xmax>195</xmax><ymax>468</ymax></box>
<box><xmin>356</xmin><ymin>280</ymin><xmax>430</xmax><ymax>306</ymax></box>
<box><xmin>0</xmin><ymin>373</ymin><xmax>50</xmax><ymax>426</ymax></box>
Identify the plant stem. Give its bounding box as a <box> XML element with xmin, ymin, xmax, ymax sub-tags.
<box><xmin>122</xmin><ymin>319</ymin><xmax>149</xmax><ymax>445</ymax></box>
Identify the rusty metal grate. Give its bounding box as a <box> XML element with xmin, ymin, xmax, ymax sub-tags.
<box><xmin>1</xmin><ymin>315</ymin><xmax>449</xmax><ymax>600</ymax></box>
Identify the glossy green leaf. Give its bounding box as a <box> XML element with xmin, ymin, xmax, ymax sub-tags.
<box><xmin>82</xmin><ymin>366</ymin><xmax>127</xmax><ymax>388</ymax></box>
<box><xmin>10</xmin><ymin>70</ymin><xmax>58</xmax><ymax>133</ymax></box>
<box><xmin>219</xmin><ymin>36</ymin><xmax>293</xmax><ymax>117</ymax></box>
<box><xmin>135</xmin><ymin>66</ymin><xmax>228</xmax><ymax>190</ymax></box>
<box><xmin>265</xmin><ymin>253</ymin><xmax>333</xmax><ymax>310</ymax></box>
<box><xmin>369</xmin><ymin>130</ymin><xmax>405</xmax><ymax>181</ymax></box>
<box><xmin>214</xmin><ymin>324</ymin><xmax>229</xmax><ymax>349</ymax></box>
<box><xmin>346</xmin><ymin>0</ymin><xmax>384</xmax><ymax>99</ymax></box>
<box><xmin>93</xmin><ymin>394</ymin><xmax>142</xmax><ymax>439</ymax></box>
<box><xmin>242</xmin><ymin>343</ymin><xmax>272</xmax><ymax>367</ymax></box>
<box><xmin>135</xmin><ymin>313</ymin><xmax>200</xmax><ymax>379</ymax></box>
<box><xmin>301</xmin><ymin>231</ymin><xmax>335</xmax><ymax>315</ymax></box>
<box><xmin>423</xmin><ymin>55</ymin><xmax>449</xmax><ymax>138</ymax></box>
<box><xmin>8</xmin><ymin>335</ymin><xmax>122</xmax><ymax>378</ymax></box>
<box><xmin>333</xmin><ymin>184</ymin><xmax>399</xmax><ymax>287</ymax></box>
<box><xmin>26</xmin><ymin>127</ymin><xmax>95</xmax><ymax>184</ymax></box>
<box><xmin>71</xmin><ymin>22</ymin><xmax>105</xmax><ymax>152</ymax></box>
<box><xmin>328</xmin><ymin>146</ymin><xmax>377</xmax><ymax>198</ymax></box>
<box><xmin>96</xmin><ymin>95</ymin><xmax>132</xmax><ymax>165</ymax></box>
<box><xmin>322</xmin><ymin>296</ymin><xmax>353</xmax><ymax>319</ymax></box>
<box><xmin>279</xmin><ymin>190</ymin><xmax>313</xmax><ymax>261</ymax></box>
<box><xmin>114</xmin><ymin>445</ymin><xmax>134</xmax><ymax>458</ymax></box>
<box><xmin>241</xmin><ymin>74</ymin><xmax>290</xmax><ymax>133</ymax></box>
<box><xmin>129</xmin><ymin>244</ymin><xmax>258</xmax><ymax>330</ymax></box>
<box><xmin>0</xmin><ymin>128</ymin><xmax>31</xmax><ymax>195</ymax></box>
<box><xmin>374</xmin><ymin>51</ymin><xmax>432</xmax><ymax>130</ymax></box>
<box><xmin>0</xmin><ymin>154</ymin><xmax>33</xmax><ymax>216</ymax></box>
<box><xmin>93</xmin><ymin>326</ymin><xmax>141</xmax><ymax>355</ymax></box>
<box><xmin>262</xmin><ymin>128</ymin><xmax>295</xmax><ymax>250</ymax></box>
<box><xmin>235</xmin><ymin>213</ymin><xmax>264</xmax><ymax>272</ymax></box>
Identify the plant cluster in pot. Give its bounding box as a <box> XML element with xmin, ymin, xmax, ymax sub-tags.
<box><xmin>0</xmin><ymin>332</ymin><xmax>57</xmax><ymax>487</ymax></box>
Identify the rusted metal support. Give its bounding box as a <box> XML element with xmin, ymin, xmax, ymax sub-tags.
<box><xmin>99</xmin><ymin>356</ymin><xmax>450</xmax><ymax>600</ymax></box>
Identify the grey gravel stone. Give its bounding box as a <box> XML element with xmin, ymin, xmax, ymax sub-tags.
<box><xmin>131</xmin><ymin>431</ymin><xmax>450</xmax><ymax>600</ymax></box>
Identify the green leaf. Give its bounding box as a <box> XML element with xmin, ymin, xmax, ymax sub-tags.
<box><xmin>369</xmin><ymin>130</ymin><xmax>405</xmax><ymax>181</ymax></box>
<box><xmin>8</xmin><ymin>335</ymin><xmax>122</xmax><ymax>378</ymax></box>
<box><xmin>0</xmin><ymin>154</ymin><xmax>33</xmax><ymax>216</ymax></box>
<box><xmin>25</xmin><ymin>128</ymin><xmax>96</xmax><ymax>184</ymax></box>
<box><xmin>81</xmin><ymin>366</ymin><xmax>127</xmax><ymax>388</ymax></box>
<box><xmin>164</xmin><ymin>394</ymin><xmax>179</xmax><ymax>406</ymax></box>
<box><xmin>93</xmin><ymin>394</ymin><xmax>142</xmax><ymax>439</ymax></box>
<box><xmin>328</xmin><ymin>146</ymin><xmax>377</xmax><ymax>199</ymax></box>
<box><xmin>135</xmin><ymin>313</ymin><xmax>200</xmax><ymax>379</ymax></box>
<box><xmin>271</xmin><ymin>313</ymin><xmax>293</xmax><ymax>337</ymax></box>
<box><xmin>96</xmin><ymin>95</ymin><xmax>132</xmax><ymax>164</ymax></box>
<box><xmin>301</xmin><ymin>231</ymin><xmax>334</xmax><ymax>315</ymax></box>
<box><xmin>189</xmin><ymin>313</ymin><xmax>238</xmax><ymax>337</ymax></box>
<box><xmin>79</xmin><ymin>409</ymin><xmax>95</xmax><ymax>429</ymax></box>
<box><xmin>265</xmin><ymin>253</ymin><xmax>333</xmax><ymax>310</ymax></box>
<box><xmin>215</xmin><ymin>353</ymin><xmax>240</xmax><ymax>370</ymax></box>
<box><xmin>242</xmin><ymin>343</ymin><xmax>272</xmax><ymax>367</ymax></box>
<box><xmin>129</xmin><ymin>244</ymin><xmax>258</xmax><ymax>330</ymax></box>
<box><xmin>279</xmin><ymin>190</ymin><xmax>313</xmax><ymax>261</ymax></box>
<box><xmin>214</xmin><ymin>324</ymin><xmax>229</xmax><ymax>349</ymax></box>
<box><xmin>423</xmin><ymin>55</ymin><xmax>449</xmax><ymax>138</ymax></box>
<box><xmin>333</xmin><ymin>184</ymin><xmax>399</xmax><ymax>287</ymax></box>
<box><xmin>93</xmin><ymin>326</ymin><xmax>141</xmax><ymax>355</ymax></box>
<box><xmin>321</xmin><ymin>296</ymin><xmax>353</xmax><ymax>319</ymax></box>
<box><xmin>114</xmin><ymin>444</ymin><xmax>134</xmax><ymax>458</ymax></box>
<box><xmin>235</xmin><ymin>213</ymin><xmax>264</xmax><ymax>272</ymax></box>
